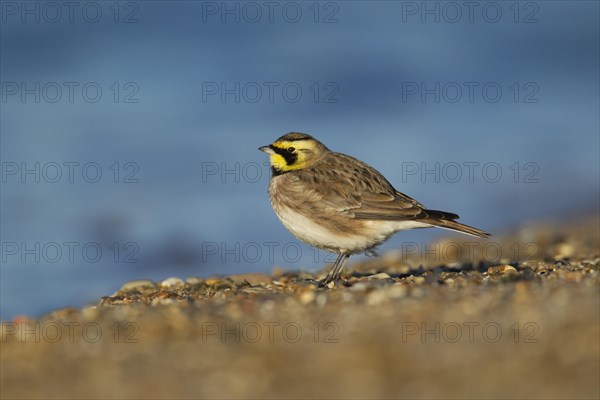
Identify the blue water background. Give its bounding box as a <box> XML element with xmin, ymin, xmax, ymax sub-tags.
<box><xmin>1</xmin><ymin>1</ymin><xmax>598</xmax><ymax>319</ymax></box>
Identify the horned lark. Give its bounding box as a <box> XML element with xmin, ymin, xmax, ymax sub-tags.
<box><xmin>259</xmin><ymin>132</ymin><xmax>489</xmax><ymax>284</ymax></box>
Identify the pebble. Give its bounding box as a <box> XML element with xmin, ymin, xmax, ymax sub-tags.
<box><xmin>151</xmin><ymin>297</ymin><xmax>178</xmax><ymax>306</ymax></box>
<box><xmin>186</xmin><ymin>277</ymin><xmax>204</xmax><ymax>285</ymax></box>
<box><xmin>299</xmin><ymin>290</ymin><xmax>316</xmax><ymax>304</ymax></box>
<box><xmin>205</xmin><ymin>277</ymin><xmax>222</xmax><ymax>286</ymax></box>
<box><xmin>407</xmin><ymin>276</ymin><xmax>426</xmax><ymax>285</ymax></box>
<box><xmin>487</xmin><ymin>265</ymin><xmax>518</xmax><ymax>275</ymax></box>
<box><xmin>242</xmin><ymin>287</ymin><xmax>269</xmax><ymax>294</ymax></box>
<box><xmin>368</xmin><ymin>272</ymin><xmax>391</xmax><ymax>280</ymax></box>
<box><xmin>161</xmin><ymin>277</ymin><xmax>185</xmax><ymax>288</ymax></box>
<box><xmin>120</xmin><ymin>279</ymin><xmax>156</xmax><ymax>292</ymax></box>
<box><xmin>535</xmin><ymin>266</ymin><xmax>551</xmax><ymax>275</ymax></box>
<box><xmin>555</xmin><ymin>243</ymin><xmax>575</xmax><ymax>259</ymax></box>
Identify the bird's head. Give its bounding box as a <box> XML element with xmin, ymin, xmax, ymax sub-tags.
<box><xmin>259</xmin><ymin>132</ymin><xmax>329</xmax><ymax>174</ymax></box>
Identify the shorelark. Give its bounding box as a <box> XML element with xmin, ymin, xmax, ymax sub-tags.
<box><xmin>259</xmin><ymin>132</ymin><xmax>489</xmax><ymax>284</ymax></box>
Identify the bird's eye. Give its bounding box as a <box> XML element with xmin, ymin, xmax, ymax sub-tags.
<box><xmin>288</xmin><ymin>147</ymin><xmax>295</xmax><ymax>152</ymax></box>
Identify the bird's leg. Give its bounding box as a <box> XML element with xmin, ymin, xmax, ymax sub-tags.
<box><xmin>333</xmin><ymin>254</ymin><xmax>350</xmax><ymax>280</ymax></box>
<box><xmin>323</xmin><ymin>253</ymin><xmax>344</xmax><ymax>284</ymax></box>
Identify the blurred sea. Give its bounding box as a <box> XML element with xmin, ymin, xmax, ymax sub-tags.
<box><xmin>1</xmin><ymin>1</ymin><xmax>599</xmax><ymax>319</ymax></box>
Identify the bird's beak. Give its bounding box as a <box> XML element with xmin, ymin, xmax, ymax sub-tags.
<box><xmin>259</xmin><ymin>145</ymin><xmax>275</xmax><ymax>154</ymax></box>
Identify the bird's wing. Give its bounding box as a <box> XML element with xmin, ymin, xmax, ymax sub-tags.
<box><xmin>350</xmin><ymin>191</ymin><xmax>427</xmax><ymax>221</ymax></box>
<box><xmin>295</xmin><ymin>153</ymin><xmax>431</xmax><ymax>221</ymax></box>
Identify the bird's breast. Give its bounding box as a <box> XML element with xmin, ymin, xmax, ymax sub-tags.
<box><xmin>267</xmin><ymin>175</ymin><xmax>401</xmax><ymax>253</ymax></box>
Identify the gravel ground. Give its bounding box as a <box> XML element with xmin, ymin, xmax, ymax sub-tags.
<box><xmin>1</xmin><ymin>216</ymin><xmax>599</xmax><ymax>399</ymax></box>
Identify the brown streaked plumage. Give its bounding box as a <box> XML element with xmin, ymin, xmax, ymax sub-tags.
<box><xmin>260</xmin><ymin>132</ymin><xmax>489</xmax><ymax>285</ymax></box>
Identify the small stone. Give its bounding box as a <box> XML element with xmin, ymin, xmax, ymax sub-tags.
<box><xmin>206</xmin><ymin>277</ymin><xmax>222</xmax><ymax>286</ymax></box>
<box><xmin>368</xmin><ymin>272</ymin><xmax>391</xmax><ymax>280</ymax></box>
<box><xmin>148</xmin><ymin>291</ymin><xmax>185</xmax><ymax>306</ymax></box>
<box><xmin>161</xmin><ymin>277</ymin><xmax>185</xmax><ymax>288</ymax></box>
<box><xmin>186</xmin><ymin>277</ymin><xmax>204</xmax><ymax>285</ymax></box>
<box><xmin>534</xmin><ymin>263</ymin><xmax>553</xmax><ymax>275</ymax></box>
<box><xmin>487</xmin><ymin>265</ymin><xmax>518</xmax><ymax>275</ymax></box>
<box><xmin>120</xmin><ymin>279</ymin><xmax>156</xmax><ymax>292</ymax></box>
<box><xmin>242</xmin><ymin>287</ymin><xmax>269</xmax><ymax>294</ymax></box>
<box><xmin>326</xmin><ymin>281</ymin><xmax>335</xmax><ymax>289</ymax></box>
<box><xmin>299</xmin><ymin>290</ymin><xmax>316</xmax><ymax>304</ymax></box>
<box><xmin>555</xmin><ymin>243</ymin><xmax>575</xmax><ymax>259</ymax></box>
<box><xmin>150</xmin><ymin>297</ymin><xmax>177</xmax><ymax>306</ymax></box>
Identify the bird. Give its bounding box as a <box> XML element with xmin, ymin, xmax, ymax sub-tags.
<box><xmin>259</xmin><ymin>132</ymin><xmax>489</xmax><ymax>285</ymax></box>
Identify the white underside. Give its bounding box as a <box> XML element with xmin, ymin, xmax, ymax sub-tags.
<box><xmin>273</xmin><ymin>204</ymin><xmax>430</xmax><ymax>254</ymax></box>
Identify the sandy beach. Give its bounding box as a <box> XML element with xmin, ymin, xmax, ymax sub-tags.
<box><xmin>2</xmin><ymin>216</ymin><xmax>599</xmax><ymax>399</ymax></box>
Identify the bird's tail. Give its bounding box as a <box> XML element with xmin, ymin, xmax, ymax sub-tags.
<box><xmin>421</xmin><ymin>209</ymin><xmax>490</xmax><ymax>238</ymax></box>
